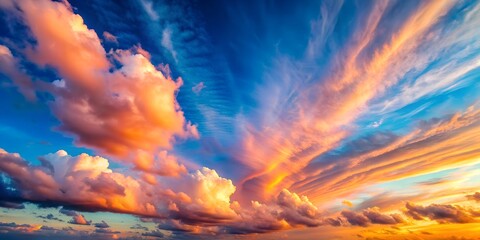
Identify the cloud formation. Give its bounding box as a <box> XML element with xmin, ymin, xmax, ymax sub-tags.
<box><xmin>466</xmin><ymin>192</ymin><xmax>480</xmax><ymax>202</ymax></box>
<box><xmin>1</xmin><ymin>0</ymin><xmax>480</xmax><ymax>239</ymax></box>
<box><xmin>405</xmin><ymin>202</ymin><xmax>480</xmax><ymax>224</ymax></box>
<box><xmin>0</xmin><ymin>0</ymin><xmax>198</xmax><ymax>176</ymax></box>
<box><xmin>341</xmin><ymin>208</ymin><xmax>405</xmax><ymax>227</ymax></box>
<box><xmin>0</xmin><ymin>45</ymin><xmax>36</xmax><ymax>101</ymax></box>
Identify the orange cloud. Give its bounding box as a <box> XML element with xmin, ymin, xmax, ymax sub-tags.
<box><xmin>1</xmin><ymin>0</ymin><xmax>198</xmax><ymax>175</ymax></box>
<box><xmin>291</xmin><ymin>108</ymin><xmax>480</xmax><ymax>203</ymax></box>
<box><xmin>236</xmin><ymin>0</ymin><xmax>455</xmax><ymax>202</ymax></box>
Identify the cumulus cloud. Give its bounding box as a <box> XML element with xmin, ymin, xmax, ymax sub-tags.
<box><xmin>142</xmin><ymin>230</ymin><xmax>164</xmax><ymax>238</ymax></box>
<box><xmin>0</xmin><ymin>0</ymin><xmax>198</xmax><ymax>176</ymax></box>
<box><xmin>0</xmin><ymin>149</ymin><xmax>156</xmax><ymax>216</ymax></box>
<box><xmin>0</xmin><ymin>221</ymin><xmax>122</xmax><ymax>239</ymax></box>
<box><xmin>340</xmin><ymin>210</ymin><xmax>370</xmax><ymax>227</ymax></box>
<box><xmin>340</xmin><ymin>208</ymin><xmax>405</xmax><ymax>227</ymax></box>
<box><xmin>276</xmin><ymin>189</ymin><xmax>321</xmax><ymax>227</ymax></box>
<box><xmin>405</xmin><ymin>202</ymin><xmax>480</xmax><ymax>224</ymax></box>
<box><xmin>59</xmin><ymin>208</ymin><xmax>92</xmax><ymax>225</ymax></box>
<box><xmin>0</xmin><ymin>149</ymin><xmax>239</xmax><ymax>230</ymax></box>
<box><xmin>0</xmin><ymin>148</ymin><xmax>331</xmax><ymax>235</ymax></box>
<box><xmin>93</xmin><ymin>221</ymin><xmax>110</xmax><ymax>229</ymax></box>
<box><xmin>229</xmin><ymin>189</ymin><xmax>322</xmax><ymax>234</ymax></box>
<box><xmin>68</xmin><ymin>215</ymin><xmax>91</xmax><ymax>225</ymax></box>
<box><xmin>0</xmin><ymin>222</ymin><xmax>39</xmax><ymax>232</ymax></box>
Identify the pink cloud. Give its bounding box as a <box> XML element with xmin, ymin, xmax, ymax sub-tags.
<box><xmin>0</xmin><ymin>45</ymin><xmax>36</xmax><ymax>101</ymax></box>
<box><xmin>1</xmin><ymin>0</ymin><xmax>198</xmax><ymax>175</ymax></box>
<box><xmin>0</xmin><ymin>148</ymin><xmax>329</xmax><ymax>234</ymax></box>
<box><xmin>102</xmin><ymin>31</ymin><xmax>118</xmax><ymax>43</ymax></box>
<box><xmin>192</xmin><ymin>82</ymin><xmax>205</xmax><ymax>94</ymax></box>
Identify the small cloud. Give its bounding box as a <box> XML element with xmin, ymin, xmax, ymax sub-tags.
<box><xmin>130</xmin><ymin>223</ymin><xmax>148</xmax><ymax>231</ymax></box>
<box><xmin>102</xmin><ymin>31</ymin><xmax>118</xmax><ymax>44</ymax></box>
<box><xmin>52</xmin><ymin>79</ymin><xmax>66</xmax><ymax>88</ymax></box>
<box><xmin>369</xmin><ymin>119</ymin><xmax>384</xmax><ymax>128</ymax></box>
<box><xmin>466</xmin><ymin>192</ymin><xmax>480</xmax><ymax>202</ymax></box>
<box><xmin>142</xmin><ymin>230</ymin><xmax>164</xmax><ymax>238</ymax></box>
<box><xmin>68</xmin><ymin>215</ymin><xmax>91</xmax><ymax>225</ymax></box>
<box><xmin>37</xmin><ymin>213</ymin><xmax>63</xmax><ymax>222</ymax></box>
<box><xmin>162</xmin><ymin>27</ymin><xmax>177</xmax><ymax>62</ymax></box>
<box><xmin>94</xmin><ymin>220</ymin><xmax>110</xmax><ymax>228</ymax></box>
<box><xmin>139</xmin><ymin>0</ymin><xmax>159</xmax><ymax>21</ymax></box>
<box><xmin>192</xmin><ymin>82</ymin><xmax>205</xmax><ymax>94</ymax></box>
<box><xmin>95</xmin><ymin>228</ymin><xmax>120</xmax><ymax>234</ymax></box>
<box><xmin>59</xmin><ymin>208</ymin><xmax>91</xmax><ymax>225</ymax></box>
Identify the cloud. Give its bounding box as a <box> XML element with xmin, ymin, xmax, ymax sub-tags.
<box><xmin>293</xmin><ymin>107</ymin><xmax>480</xmax><ymax>203</ymax></box>
<box><xmin>276</xmin><ymin>189</ymin><xmax>321</xmax><ymax>227</ymax></box>
<box><xmin>192</xmin><ymin>82</ymin><xmax>205</xmax><ymax>94</ymax></box>
<box><xmin>102</xmin><ymin>31</ymin><xmax>118</xmax><ymax>43</ymax></box>
<box><xmin>0</xmin><ymin>222</ymin><xmax>42</xmax><ymax>234</ymax></box>
<box><xmin>162</xmin><ymin>27</ymin><xmax>177</xmax><ymax>62</ymax></box>
<box><xmin>0</xmin><ymin>149</ymin><xmax>262</xmax><ymax>231</ymax></box>
<box><xmin>94</xmin><ymin>228</ymin><xmax>120</xmax><ymax>234</ymax></box>
<box><xmin>340</xmin><ymin>210</ymin><xmax>370</xmax><ymax>227</ymax></box>
<box><xmin>0</xmin><ymin>200</ymin><xmax>24</xmax><ymax>209</ymax></box>
<box><xmin>0</xmin><ymin>221</ymin><xmax>123</xmax><ymax>239</ymax></box>
<box><xmin>59</xmin><ymin>208</ymin><xmax>92</xmax><ymax>225</ymax></box>
<box><xmin>142</xmin><ymin>230</ymin><xmax>164</xmax><ymax>238</ymax></box>
<box><xmin>38</xmin><ymin>214</ymin><xmax>63</xmax><ymax>222</ymax></box>
<box><xmin>0</xmin><ymin>147</ymin><xmax>335</xmax><ymax>235</ymax></box>
<box><xmin>342</xmin><ymin>200</ymin><xmax>353</xmax><ymax>208</ymax></box>
<box><xmin>157</xmin><ymin>219</ymin><xmax>218</xmax><ymax>234</ymax></box>
<box><xmin>0</xmin><ymin>149</ymin><xmax>157</xmax><ymax>216</ymax></box>
<box><xmin>0</xmin><ymin>0</ymin><xmax>198</xmax><ymax>176</ymax></box>
<box><xmin>68</xmin><ymin>215</ymin><xmax>91</xmax><ymax>225</ymax></box>
<box><xmin>0</xmin><ymin>45</ymin><xmax>36</xmax><ymax>101</ymax></box>
<box><xmin>229</xmin><ymin>189</ymin><xmax>322</xmax><ymax>234</ymax></box>
<box><xmin>341</xmin><ymin>208</ymin><xmax>405</xmax><ymax>227</ymax></box>
<box><xmin>405</xmin><ymin>202</ymin><xmax>480</xmax><ymax>224</ymax></box>
<box><xmin>130</xmin><ymin>223</ymin><xmax>148</xmax><ymax>231</ymax></box>
<box><xmin>466</xmin><ymin>192</ymin><xmax>480</xmax><ymax>202</ymax></box>
<box><xmin>139</xmin><ymin>0</ymin><xmax>159</xmax><ymax>21</ymax></box>
<box><xmin>93</xmin><ymin>221</ymin><xmax>110</xmax><ymax>229</ymax></box>
<box><xmin>236</xmin><ymin>0</ymin><xmax>456</xmax><ymax>201</ymax></box>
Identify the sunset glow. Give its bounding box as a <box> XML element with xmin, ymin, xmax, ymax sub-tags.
<box><xmin>1</xmin><ymin>0</ymin><xmax>480</xmax><ymax>239</ymax></box>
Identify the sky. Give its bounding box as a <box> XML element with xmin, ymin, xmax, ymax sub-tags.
<box><xmin>0</xmin><ymin>0</ymin><xmax>480</xmax><ymax>239</ymax></box>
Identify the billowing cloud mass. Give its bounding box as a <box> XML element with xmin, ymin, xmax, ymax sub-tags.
<box><xmin>341</xmin><ymin>208</ymin><xmax>405</xmax><ymax>227</ymax></box>
<box><xmin>0</xmin><ymin>0</ymin><xmax>197</xmax><ymax>176</ymax></box>
<box><xmin>0</xmin><ymin>148</ymin><xmax>325</xmax><ymax>234</ymax></box>
<box><xmin>1</xmin><ymin>0</ymin><xmax>480</xmax><ymax>239</ymax></box>
<box><xmin>405</xmin><ymin>202</ymin><xmax>480</xmax><ymax>224</ymax></box>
